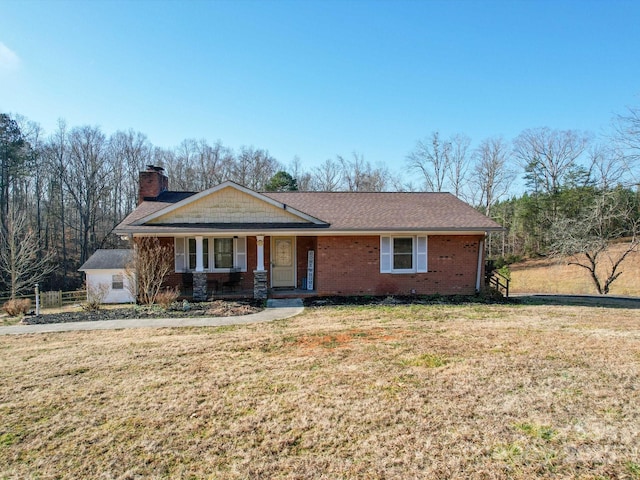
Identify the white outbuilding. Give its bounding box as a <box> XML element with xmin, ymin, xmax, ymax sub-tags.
<box><xmin>79</xmin><ymin>249</ymin><xmax>135</xmax><ymax>304</ymax></box>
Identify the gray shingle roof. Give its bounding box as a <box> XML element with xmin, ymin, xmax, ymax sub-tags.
<box><xmin>114</xmin><ymin>187</ymin><xmax>503</xmax><ymax>234</ymax></box>
<box><xmin>117</xmin><ymin>191</ymin><xmax>196</xmax><ymax>227</ymax></box>
<box><xmin>79</xmin><ymin>249</ymin><xmax>133</xmax><ymax>271</ymax></box>
<box><xmin>264</xmin><ymin>191</ymin><xmax>501</xmax><ymax>231</ymax></box>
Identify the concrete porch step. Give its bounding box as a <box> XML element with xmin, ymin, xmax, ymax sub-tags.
<box><xmin>266</xmin><ymin>298</ymin><xmax>304</xmax><ymax>308</ymax></box>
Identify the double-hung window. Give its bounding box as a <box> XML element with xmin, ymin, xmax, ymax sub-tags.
<box><xmin>380</xmin><ymin>236</ymin><xmax>428</xmax><ymax>273</ymax></box>
<box><xmin>392</xmin><ymin>237</ymin><xmax>413</xmax><ymax>270</ymax></box>
<box><xmin>175</xmin><ymin>237</ymin><xmax>247</xmax><ymax>273</ymax></box>
<box><xmin>213</xmin><ymin>238</ymin><xmax>233</xmax><ymax>269</ymax></box>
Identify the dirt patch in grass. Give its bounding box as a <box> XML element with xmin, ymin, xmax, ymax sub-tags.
<box><xmin>1</xmin><ymin>303</ymin><xmax>639</xmax><ymax>478</ymax></box>
<box><xmin>294</xmin><ymin>327</ymin><xmax>405</xmax><ymax>350</ymax></box>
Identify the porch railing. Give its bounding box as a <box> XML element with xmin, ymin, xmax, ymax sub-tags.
<box><xmin>488</xmin><ymin>271</ymin><xmax>510</xmax><ymax>298</ymax></box>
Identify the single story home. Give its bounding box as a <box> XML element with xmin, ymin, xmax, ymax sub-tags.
<box><xmin>113</xmin><ymin>166</ymin><xmax>503</xmax><ymax>300</ymax></box>
<box><xmin>79</xmin><ymin>249</ymin><xmax>135</xmax><ymax>303</ymax></box>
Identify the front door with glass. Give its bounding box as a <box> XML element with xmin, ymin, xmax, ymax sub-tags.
<box><xmin>271</xmin><ymin>237</ymin><xmax>295</xmax><ymax>288</ymax></box>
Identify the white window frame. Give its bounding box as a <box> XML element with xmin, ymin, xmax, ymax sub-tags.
<box><xmin>380</xmin><ymin>235</ymin><xmax>428</xmax><ymax>274</ymax></box>
<box><xmin>175</xmin><ymin>236</ymin><xmax>247</xmax><ymax>273</ymax></box>
<box><xmin>111</xmin><ymin>274</ymin><xmax>124</xmax><ymax>290</ymax></box>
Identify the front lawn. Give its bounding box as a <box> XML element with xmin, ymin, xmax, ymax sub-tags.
<box><xmin>0</xmin><ymin>303</ymin><xmax>638</xmax><ymax>478</ymax></box>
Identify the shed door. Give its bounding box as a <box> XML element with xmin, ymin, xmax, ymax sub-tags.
<box><xmin>271</xmin><ymin>237</ymin><xmax>295</xmax><ymax>288</ymax></box>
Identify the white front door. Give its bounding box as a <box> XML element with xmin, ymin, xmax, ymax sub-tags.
<box><xmin>271</xmin><ymin>237</ymin><xmax>296</xmax><ymax>288</ymax></box>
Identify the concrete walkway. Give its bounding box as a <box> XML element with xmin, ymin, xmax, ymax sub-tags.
<box><xmin>0</xmin><ymin>299</ymin><xmax>304</xmax><ymax>336</ymax></box>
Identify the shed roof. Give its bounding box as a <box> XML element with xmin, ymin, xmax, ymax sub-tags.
<box><xmin>79</xmin><ymin>249</ymin><xmax>133</xmax><ymax>271</ymax></box>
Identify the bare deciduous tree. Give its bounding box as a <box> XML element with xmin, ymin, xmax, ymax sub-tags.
<box><xmin>195</xmin><ymin>139</ymin><xmax>234</xmax><ymax>189</ymax></box>
<box><xmin>406</xmin><ymin>131</ymin><xmax>450</xmax><ymax>192</ymax></box>
<box><xmin>550</xmin><ymin>189</ymin><xmax>639</xmax><ymax>294</ymax></box>
<box><xmin>288</xmin><ymin>156</ymin><xmax>312</xmax><ymax>191</ymax></box>
<box><xmin>109</xmin><ymin>129</ymin><xmax>152</xmax><ymax>218</ymax></box>
<box><xmin>0</xmin><ymin>210</ymin><xmax>55</xmax><ymax>298</ymax></box>
<box><xmin>311</xmin><ymin>158</ymin><xmax>342</xmax><ymax>191</ymax></box>
<box><xmin>588</xmin><ymin>144</ymin><xmax>629</xmax><ymax>191</ymax></box>
<box><xmin>232</xmin><ymin>146</ymin><xmax>281</xmax><ymax>190</ymax></box>
<box><xmin>471</xmin><ymin>136</ymin><xmax>515</xmax><ymax>217</ymax></box>
<box><xmin>446</xmin><ymin>133</ymin><xmax>471</xmax><ymax>199</ymax></box>
<box><xmin>64</xmin><ymin>125</ymin><xmax>113</xmax><ymax>264</ymax></box>
<box><xmin>18</xmin><ymin>119</ymin><xmax>45</xmax><ymax>240</ymax></box>
<box><xmin>125</xmin><ymin>237</ymin><xmax>174</xmax><ymax>305</ymax></box>
<box><xmin>614</xmin><ymin>105</ymin><xmax>640</xmax><ymax>156</ymax></box>
<box><xmin>514</xmin><ymin>127</ymin><xmax>591</xmax><ymax>196</ymax></box>
<box><xmin>612</xmin><ymin>105</ymin><xmax>640</xmax><ymax>186</ymax></box>
<box><xmin>166</xmin><ymin>138</ymin><xmax>235</xmax><ymax>191</ymax></box>
<box><xmin>338</xmin><ymin>153</ymin><xmax>389</xmax><ymax>192</ymax></box>
<box><xmin>43</xmin><ymin>119</ymin><xmax>70</xmax><ymax>286</ymax></box>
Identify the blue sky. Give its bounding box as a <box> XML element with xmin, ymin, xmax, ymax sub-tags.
<box><xmin>1</xmin><ymin>0</ymin><xmax>639</xmax><ymax>175</ymax></box>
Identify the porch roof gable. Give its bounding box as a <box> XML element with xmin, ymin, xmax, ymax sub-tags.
<box><xmin>130</xmin><ymin>181</ymin><xmax>328</xmax><ymax>227</ymax></box>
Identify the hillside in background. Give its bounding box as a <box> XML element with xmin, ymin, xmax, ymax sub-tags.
<box><xmin>509</xmin><ymin>243</ymin><xmax>640</xmax><ymax>296</ymax></box>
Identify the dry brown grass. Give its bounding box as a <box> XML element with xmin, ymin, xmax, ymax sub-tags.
<box><xmin>510</xmin><ymin>243</ymin><xmax>640</xmax><ymax>296</ymax></box>
<box><xmin>1</xmin><ymin>303</ymin><xmax>639</xmax><ymax>479</ymax></box>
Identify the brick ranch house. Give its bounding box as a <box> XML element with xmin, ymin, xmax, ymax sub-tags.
<box><xmin>114</xmin><ymin>166</ymin><xmax>503</xmax><ymax>300</ymax></box>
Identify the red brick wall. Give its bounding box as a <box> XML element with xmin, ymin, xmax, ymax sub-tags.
<box><xmin>315</xmin><ymin>235</ymin><xmax>484</xmax><ymax>296</ymax></box>
<box><xmin>156</xmin><ymin>234</ymin><xmax>485</xmax><ymax>297</ymax></box>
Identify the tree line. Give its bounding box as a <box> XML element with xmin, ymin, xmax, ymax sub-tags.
<box><xmin>0</xmin><ymin>106</ymin><xmax>638</xmax><ymax>296</ymax></box>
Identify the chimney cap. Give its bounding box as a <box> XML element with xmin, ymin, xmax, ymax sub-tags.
<box><xmin>146</xmin><ymin>165</ymin><xmax>165</xmax><ymax>173</ymax></box>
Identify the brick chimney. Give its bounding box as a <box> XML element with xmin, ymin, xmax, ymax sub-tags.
<box><xmin>138</xmin><ymin>165</ymin><xmax>168</xmax><ymax>204</ymax></box>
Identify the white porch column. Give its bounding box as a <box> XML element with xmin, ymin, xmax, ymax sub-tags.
<box><xmin>256</xmin><ymin>235</ymin><xmax>265</xmax><ymax>271</ymax></box>
<box><xmin>195</xmin><ymin>235</ymin><xmax>204</xmax><ymax>272</ymax></box>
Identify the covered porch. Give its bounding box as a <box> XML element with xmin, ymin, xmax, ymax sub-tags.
<box><xmin>174</xmin><ymin>234</ymin><xmax>318</xmax><ymax>301</ymax></box>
